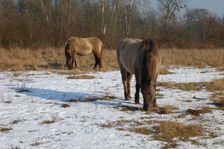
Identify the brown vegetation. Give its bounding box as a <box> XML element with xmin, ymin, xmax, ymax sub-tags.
<box><xmin>1</xmin><ymin>48</ymin><xmax>224</xmax><ymax>72</ymax></box>
<box><xmin>154</xmin><ymin>121</ymin><xmax>203</xmax><ymax>148</ymax></box>
<box><xmin>40</xmin><ymin>117</ymin><xmax>56</xmax><ymax>125</ymax></box>
<box><xmin>67</xmin><ymin>75</ymin><xmax>95</xmax><ymax>79</ymax></box>
<box><xmin>0</xmin><ymin>127</ymin><xmax>12</xmax><ymax>133</ymax></box>
<box><xmin>98</xmin><ymin>119</ymin><xmax>204</xmax><ymax>148</ymax></box>
<box><xmin>210</xmin><ymin>92</ymin><xmax>224</xmax><ymax>110</ymax></box>
<box><xmin>186</xmin><ymin>107</ymin><xmax>213</xmax><ymax>116</ymax></box>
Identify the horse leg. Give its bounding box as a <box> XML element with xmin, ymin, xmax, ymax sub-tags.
<box><xmin>135</xmin><ymin>76</ymin><xmax>141</xmax><ymax>104</ymax></box>
<box><xmin>99</xmin><ymin>49</ymin><xmax>103</xmax><ymax>69</ymax></box>
<box><xmin>121</xmin><ymin>68</ymin><xmax>131</xmax><ymax>100</ymax></box>
<box><xmin>99</xmin><ymin>56</ymin><xmax>103</xmax><ymax>69</ymax></box>
<box><xmin>153</xmin><ymin>82</ymin><xmax>157</xmax><ymax>107</ymax></box>
<box><xmin>127</xmin><ymin>72</ymin><xmax>132</xmax><ymax>100</ymax></box>
<box><xmin>74</xmin><ymin>55</ymin><xmax>79</xmax><ymax>69</ymax></box>
<box><xmin>93</xmin><ymin>51</ymin><xmax>100</xmax><ymax>70</ymax></box>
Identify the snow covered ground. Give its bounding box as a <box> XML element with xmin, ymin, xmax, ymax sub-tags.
<box><xmin>0</xmin><ymin>67</ymin><xmax>224</xmax><ymax>149</ymax></box>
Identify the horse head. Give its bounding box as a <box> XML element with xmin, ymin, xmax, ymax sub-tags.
<box><xmin>64</xmin><ymin>40</ymin><xmax>74</xmax><ymax>70</ymax></box>
<box><xmin>141</xmin><ymin>38</ymin><xmax>157</xmax><ymax>110</ymax></box>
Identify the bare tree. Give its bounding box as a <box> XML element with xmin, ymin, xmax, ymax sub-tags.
<box><xmin>101</xmin><ymin>0</ymin><xmax>106</xmax><ymax>40</ymax></box>
<box><xmin>157</xmin><ymin>0</ymin><xmax>186</xmax><ymax>39</ymax></box>
<box><xmin>124</xmin><ymin>0</ymin><xmax>134</xmax><ymax>37</ymax></box>
<box><xmin>40</xmin><ymin>0</ymin><xmax>49</xmax><ymax>24</ymax></box>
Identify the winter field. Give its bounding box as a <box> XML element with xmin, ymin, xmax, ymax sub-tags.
<box><xmin>0</xmin><ymin>66</ymin><xmax>224</xmax><ymax>149</ymax></box>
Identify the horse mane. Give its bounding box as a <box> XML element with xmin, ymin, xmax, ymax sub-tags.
<box><xmin>141</xmin><ymin>38</ymin><xmax>156</xmax><ymax>85</ymax></box>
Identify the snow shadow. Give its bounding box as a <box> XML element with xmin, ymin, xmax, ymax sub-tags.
<box><xmin>94</xmin><ymin>99</ymin><xmax>143</xmax><ymax>111</ymax></box>
<box><xmin>14</xmin><ymin>87</ymin><xmax>93</xmax><ymax>102</ymax></box>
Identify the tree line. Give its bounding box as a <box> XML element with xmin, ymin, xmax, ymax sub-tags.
<box><xmin>0</xmin><ymin>0</ymin><xmax>224</xmax><ymax>49</ymax></box>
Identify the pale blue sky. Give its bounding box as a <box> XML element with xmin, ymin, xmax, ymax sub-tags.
<box><xmin>188</xmin><ymin>0</ymin><xmax>224</xmax><ymax>16</ymax></box>
<box><xmin>150</xmin><ymin>0</ymin><xmax>224</xmax><ymax>17</ymax></box>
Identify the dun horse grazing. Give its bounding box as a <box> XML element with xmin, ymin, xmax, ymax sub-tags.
<box><xmin>64</xmin><ymin>37</ymin><xmax>103</xmax><ymax>70</ymax></box>
<box><xmin>117</xmin><ymin>38</ymin><xmax>161</xmax><ymax>111</ymax></box>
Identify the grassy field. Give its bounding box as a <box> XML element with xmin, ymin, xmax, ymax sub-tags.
<box><xmin>1</xmin><ymin>48</ymin><xmax>224</xmax><ymax>72</ymax></box>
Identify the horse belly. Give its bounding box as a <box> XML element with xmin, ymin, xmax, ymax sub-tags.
<box><xmin>76</xmin><ymin>47</ymin><xmax>92</xmax><ymax>55</ymax></box>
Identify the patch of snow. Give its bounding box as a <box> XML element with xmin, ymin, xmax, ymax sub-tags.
<box><xmin>0</xmin><ymin>67</ymin><xmax>224</xmax><ymax>148</ymax></box>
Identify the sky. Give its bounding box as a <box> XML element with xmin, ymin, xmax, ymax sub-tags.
<box><xmin>150</xmin><ymin>0</ymin><xmax>224</xmax><ymax>17</ymax></box>
<box><xmin>188</xmin><ymin>0</ymin><xmax>224</xmax><ymax>17</ymax></box>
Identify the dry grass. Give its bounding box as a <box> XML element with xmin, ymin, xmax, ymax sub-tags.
<box><xmin>154</xmin><ymin>121</ymin><xmax>203</xmax><ymax>141</ymax></box>
<box><xmin>10</xmin><ymin>119</ymin><xmax>22</xmax><ymax>124</ymax></box>
<box><xmin>98</xmin><ymin>119</ymin><xmax>204</xmax><ymax>148</ymax></box>
<box><xmin>206</xmin><ymin>79</ymin><xmax>224</xmax><ymax>92</ymax></box>
<box><xmin>0</xmin><ymin>127</ymin><xmax>12</xmax><ymax>133</ymax></box>
<box><xmin>67</xmin><ymin>75</ymin><xmax>95</xmax><ymax>79</ymax></box>
<box><xmin>31</xmin><ymin>141</ymin><xmax>43</xmax><ymax>146</ymax></box>
<box><xmin>40</xmin><ymin>117</ymin><xmax>56</xmax><ymax>125</ymax></box>
<box><xmin>159</xmin><ymin>82</ymin><xmax>204</xmax><ymax>91</ymax></box>
<box><xmin>1</xmin><ymin>48</ymin><xmax>224</xmax><ymax>71</ymax></box>
<box><xmin>68</xmin><ymin>95</ymin><xmax>117</xmax><ymax>102</ymax></box>
<box><xmin>0</xmin><ymin>48</ymin><xmax>118</xmax><ymax>72</ymax></box>
<box><xmin>210</xmin><ymin>92</ymin><xmax>224</xmax><ymax>110</ymax></box>
<box><xmin>129</xmin><ymin>127</ymin><xmax>152</xmax><ymax>135</ymax></box>
<box><xmin>61</xmin><ymin>103</ymin><xmax>70</xmax><ymax>108</ymax></box>
<box><xmin>186</xmin><ymin>107</ymin><xmax>213</xmax><ymax>116</ymax></box>
<box><xmin>156</xmin><ymin>105</ymin><xmax>179</xmax><ymax>114</ymax></box>
<box><xmin>160</xmin><ymin>48</ymin><xmax>224</xmax><ymax>70</ymax></box>
<box><xmin>159</xmin><ymin>78</ymin><xmax>224</xmax><ymax>92</ymax></box>
<box><xmin>159</xmin><ymin>65</ymin><xmax>172</xmax><ymax>75</ymax></box>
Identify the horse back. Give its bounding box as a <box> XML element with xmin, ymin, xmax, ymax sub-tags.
<box><xmin>117</xmin><ymin>38</ymin><xmax>144</xmax><ymax>74</ymax></box>
<box><xmin>68</xmin><ymin>37</ymin><xmax>103</xmax><ymax>55</ymax></box>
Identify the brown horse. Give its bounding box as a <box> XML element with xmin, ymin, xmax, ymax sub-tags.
<box><xmin>64</xmin><ymin>37</ymin><xmax>103</xmax><ymax>70</ymax></box>
<box><xmin>117</xmin><ymin>38</ymin><xmax>161</xmax><ymax>111</ymax></box>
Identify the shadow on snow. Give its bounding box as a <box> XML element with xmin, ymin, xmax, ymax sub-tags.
<box><xmin>13</xmin><ymin>87</ymin><xmax>143</xmax><ymax>111</ymax></box>
<box><xmin>13</xmin><ymin>87</ymin><xmax>92</xmax><ymax>102</ymax></box>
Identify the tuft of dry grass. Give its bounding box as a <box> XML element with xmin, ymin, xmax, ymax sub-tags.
<box><xmin>98</xmin><ymin>119</ymin><xmax>204</xmax><ymax>148</ymax></box>
<box><xmin>210</xmin><ymin>92</ymin><xmax>224</xmax><ymax>110</ymax></box>
<box><xmin>186</xmin><ymin>107</ymin><xmax>213</xmax><ymax>116</ymax></box>
<box><xmin>154</xmin><ymin>121</ymin><xmax>203</xmax><ymax>142</ymax></box>
<box><xmin>68</xmin><ymin>95</ymin><xmax>116</xmax><ymax>102</ymax></box>
<box><xmin>156</xmin><ymin>105</ymin><xmax>179</xmax><ymax>114</ymax></box>
<box><xmin>0</xmin><ymin>127</ymin><xmax>12</xmax><ymax>133</ymax></box>
<box><xmin>10</xmin><ymin>119</ymin><xmax>22</xmax><ymax>124</ymax></box>
<box><xmin>129</xmin><ymin>127</ymin><xmax>152</xmax><ymax>135</ymax></box>
<box><xmin>159</xmin><ymin>82</ymin><xmax>204</xmax><ymax>91</ymax></box>
<box><xmin>159</xmin><ymin>79</ymin><xmax>224</xmax><ymax>92</ymax></box>
<box><xmin>40</xmin><ymin>117</ymin><xmax>56</xmax><ymax>125</ymax></box>
<box><xmin>159</xmin><ymin>65</ymin><xmax>171</xmax><ymax>75</ymax></box>
<box><xmin>67</xmin><ymin>75</ymin><xmax>95</xmax><ymax>79</ymax></box>
<box><xmin>61</xmin><ymin>103</ymin><xmax>70</xmax><ymax>108</ymax></box>
<box><xmin>206</xmin><ymin>79</ymin><xmax>224</xmax><ymax>92</ymax></box>
<box><xmin>31</xmin><ymin>141</ymin><xmax>43</xmax><ymax>146</ymax></box>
